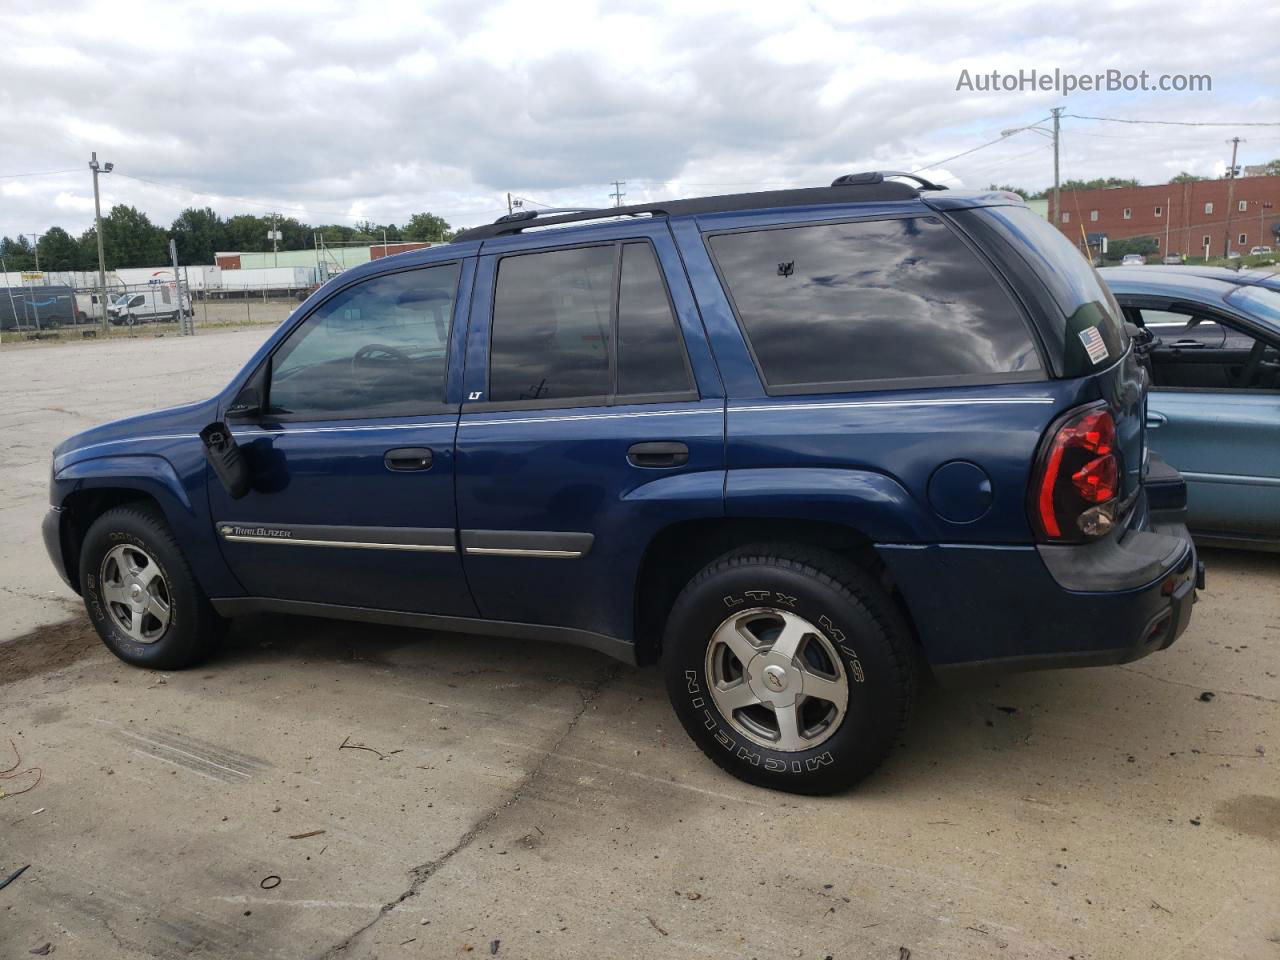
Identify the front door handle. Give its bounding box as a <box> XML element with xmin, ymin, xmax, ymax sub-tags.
<box><xmin>1146</xmin><ymin>412</ymin><xmax>1167</xmax><ymax>428</ymax></box>
<box><xmin>627</xmin><ymin>441</ymin><xmax>689</xmax><ymax>468</ymax></box>
<box><xmin>385</xmin><ymin>447</ymin><xmax>433</xmax><ymax>471</ymax></box>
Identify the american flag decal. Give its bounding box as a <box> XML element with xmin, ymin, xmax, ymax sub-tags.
<box><xmin>1078</xmin><ymin>325</ymin><xmax>1109</xmax><ymax>364</ymax></box>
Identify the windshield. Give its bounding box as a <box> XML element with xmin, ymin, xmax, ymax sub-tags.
<box><xmin>1226</xmin><ymin>284</ymin><xmax>1280</xmax><ymax>332</ymax></box>
<box><xmin>113</xmin><ymin>294</ymin><xmax>131</xmax><ymax>306</ymax></box>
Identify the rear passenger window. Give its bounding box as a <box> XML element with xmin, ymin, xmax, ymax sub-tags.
<box><xmin>489</xmin><ymin>242</ymin><xmax>695</xmax><ymax>404</ymax></box>
<box><xmin>617</xmin><ymin>243</ymin><xmax>693</xmax><ymax>395</ymax></box>
<box><xmin>709</xmin><ymin>218</ymin><xmax>1042</xmax><ymax>392</ymax></box>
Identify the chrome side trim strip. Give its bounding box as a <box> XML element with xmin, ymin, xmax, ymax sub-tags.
<box><xmin>461</xmin><ymin>407</ymin><xmax>711</xmax><ymax>428</ymax></box>
<box><xmin>1182</xmin><ymin>471</ymin><xmax>1280</xmax><ymax>487</ymax></box>
<box><xmin>464</xmin><ymin>546</ymin><xmax>583</xmax><ymax>559</ymax></box>
<box><xmin>730</xmin><ymin>397</ymin><xmax>1055</xmax><ymax>414</ymax></box>
<box><xmin>222</xmin><ymin>535</ymin><xmax>456</xmax><ymax>553</ymax></box>
<box><xmin>231</xmin><ymin>421</ymin><xmax>456</xmax><ymax>437</ymax></box>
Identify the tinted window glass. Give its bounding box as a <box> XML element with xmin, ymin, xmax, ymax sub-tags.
<box><xmin>490</xmin><ymin>245</ymin><xmax>613</xmax><ymax>402</ymax></box>
<box><xmin>968</xmin><ymin>206</ymin><xmax>1128</xmax><ymax>364</ymax></box>
<box><xmin>709</xmin><ymin>217</ymin><xmax>1040</xmax><ymax>389</ymax></box>
<box><xmin>269</xmin><ymin>263</ymin><xmax>459</xmax><ymax>418</ymax></box>
<box><xmin>618</xmin><ymin>242</ymin><xmax>693</xmax><ymax>395</ymax></box>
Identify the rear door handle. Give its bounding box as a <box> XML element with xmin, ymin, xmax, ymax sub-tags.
<box><xmin>627</xmin><ymin>441</ymin><xmax>689</xmax><ymax>468</ymax></box>
<box><xmin>1146</xmin><ymin>412</ymin><xmax>1167</xmax><ymax>428</ymax></box>
<box><xmin>384</xmin><ymin>447</ymin><xmax>433</xmax><ymax>471</ymax></box>
<box><xmin>1171</xmin><ymin>340</ymin><xmax>1205</xmax><ymax>349</ymax></box>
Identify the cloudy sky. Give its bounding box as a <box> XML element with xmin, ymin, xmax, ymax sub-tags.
<box><xmin>3</xmin><ymin>0</ymin><xmax>1278</xmax><ymax>239</ymax></box>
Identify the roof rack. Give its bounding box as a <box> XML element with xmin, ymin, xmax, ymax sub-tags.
<box><xmin>453</xmin><ymin>172</ymin><xmax>943</xmax><ymax>243</ymax></box>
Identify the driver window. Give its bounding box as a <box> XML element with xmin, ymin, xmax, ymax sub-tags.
<box><xmin>268</xmin><ymin>263</ymin><xmax>461</xmax><ymax>419</ymax></box>
<box><xmin>1140</xmin><ymin>308</ymin><xmax>1277</xmax><ymax>391</ymax></box>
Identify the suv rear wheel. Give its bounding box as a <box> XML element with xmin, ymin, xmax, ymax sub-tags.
<box><xmin>662</xmin><ymin>544</ymin><xmax>915</xmax><ymax>795</ymax></box>
<box><xmin>80</xmin><ymin>504</ymin><xmax>226</xmax><ymax>669</ymax></box>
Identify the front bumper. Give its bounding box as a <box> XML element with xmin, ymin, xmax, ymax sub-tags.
<box><xmin>42</xmin><ymin>506</ymin><xmax>75</xmax><ymax>591</ymax></box>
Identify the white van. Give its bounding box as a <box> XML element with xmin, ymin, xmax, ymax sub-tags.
<box><xmin>74</xmin><ymin>291</ymin><xmax>113</xmax><ymax>323</ymax></box>
<box><xmin>107</xmin><ymin>285</ymin><xmax>193</xmax><ymax>325</ymax></box>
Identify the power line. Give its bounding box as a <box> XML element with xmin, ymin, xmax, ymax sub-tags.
<box><xmin>909</xmin><ymin>118</ymin><xmax>1052</xmax><ymax>174</ymax></box>
<box><xmin>1066</xmin><ymin>114</ymin><xmax>1280</xmax><ymax>128</ymax></box>
<box><xmin>0</xmin><ymin>168</ymin><xmax>81</xmax><ymax>179</ymax></box>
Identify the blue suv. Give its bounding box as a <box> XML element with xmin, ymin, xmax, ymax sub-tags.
<box><xmin>44</xmin><ymin>173</ymin><xmax>1202</xmax><ymax>794</ymax></box>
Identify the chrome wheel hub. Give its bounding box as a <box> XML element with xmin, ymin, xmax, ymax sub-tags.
<box><xmin>705</xmin><ymin>607</ymin><xmax>849</xmax><ymax>752</ymax></box>
<box><xmin>100</xmin><ymin>544</ymin><xmax>171</xmax><ymax>644</ymax></box>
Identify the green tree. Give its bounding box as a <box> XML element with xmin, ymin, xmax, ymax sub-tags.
<box><xmin>171</xmin><ymin>207</ymin><xmax>223</xmax><ymax>264</ymax></box>
<box><xmin>221</xmin><ymin>214</ymin><xmax>272</xmax><ymax>253</ymax></box>
<box><xmin>36</xmin><ymin>227</ymin><xmax>80</xmax><ymax>271</ymax></box>
<box><xmin>101</xmin><ymin>205</ymin><xmax>167</xmax><ymax>268</ymax></box>
<box><xmin>76</xmin><ymin>229</ymin><xmax>101</xmax><ymax>272</ymax></box>
<box><xmin>1170</xmin><ymin>171</ymin><xmax>1207</xmax><ymax>183</ymax></box>
<box><xmin>0</xmin><ymin>235</ymin><xmax>37</xmax><ymax>271</ymax></box>
<box><xmin>1258</xmin><ymin>158</ymin><xmax>1280</xmax><ymax>177</ymax></box>
<box><xmin>403</xmin><ymin>212</ymin><xmax>452</xmax><ymax>242</ymax></box>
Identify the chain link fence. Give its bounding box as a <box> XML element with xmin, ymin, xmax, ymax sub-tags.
<box><xmin>1</xmin><ymin>280</ymin><xmax>313</xmax><ymax>343</ymax></box>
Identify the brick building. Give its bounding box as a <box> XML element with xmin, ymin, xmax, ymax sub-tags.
<box><xmin>1053</xmin><ymin>175</ymin><xmax>1280</xmax><ymax>258</ymax></box>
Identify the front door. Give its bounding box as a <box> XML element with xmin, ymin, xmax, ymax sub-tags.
<box><xmin>1132</xmin><ymin>302</ymin><xmax>1280</xmax><ymax>541</ymax></box>
<box><xmin>209</xmin><ymin>259</ymin><xmax>477</xmax><ymax>616</ymax></box>
<box><xmin>455</xmin><ymin>227</ymin><xmax>724</xmax><ymax>646</ymax></box>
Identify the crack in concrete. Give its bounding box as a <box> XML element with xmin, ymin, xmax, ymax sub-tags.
<box><xmin>314</xmin><ymin>661</ymin><xmax>621</xmax><ymax>959</ymax></box>
<box><xmin>1118</xmin><ymin>666</ymin><xmax>1280</xmax><ymax>704</ymax></box>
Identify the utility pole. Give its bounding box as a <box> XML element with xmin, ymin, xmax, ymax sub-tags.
<box><xmin>506</xmin><ymin>192</ymin><xmax>513</xmax><ymax>216</ymax></box>
<box><xmin>169</xmin><ymin>237</ymin><xmax>190</xmax><ymax>336</ymax></box>
<box><xmin>610</xmin><ymin>180</ymin><xmax>626</xmax><ymax>207</ymax></box>
<box><xmin>1050</xmin><ymin>106</ymin><xmax>1063</xmax><ymax>227</ymax></box>
<box><xmin>271</xmin><ymin>212</ymin><xmax>280</xmax><ymax>267</ymax></box>
<box><xmin>1165</xmin><ymin>195</ymin><xmax>1171</xmax><ymax>258</ymax></box>
<box><xmin>89</xmin><ymin>152</ymin><xmax>113</xmax><ymax>333</ymax></box>
<box><xmin>26</xmin><ymin>234</ymin><xmax>41</xmax><ymax>272</ymax></box>
<box><xmin>1223</xmin><ymin>136</ymin><xmax>1243</xmax><ymax>259</ymax></box>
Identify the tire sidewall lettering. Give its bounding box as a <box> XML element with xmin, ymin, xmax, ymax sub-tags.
<box><xmin>687</xmin><ymin>586</ymin><xmax>867</xmax><ymax>776</ymax></box>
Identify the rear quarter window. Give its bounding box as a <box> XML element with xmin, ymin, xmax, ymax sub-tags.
<box><xmin>707</xmin><ymin>216</ymin><xmax>1043</xmax><ymax>393</ymax></box>
<box><xmin>961</xmin><ymin>206</ymin><xmax>1128</xmax><ymax>375</ymax></box>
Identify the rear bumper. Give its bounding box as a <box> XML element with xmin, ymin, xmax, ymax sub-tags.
<box><xmin>878</xmin><ymin>494</ymin><xmax>1201</xmax><ymax>678</ymax></box>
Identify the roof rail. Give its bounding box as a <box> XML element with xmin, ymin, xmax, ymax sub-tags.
<box><xmin>452</xmin><ymin>176</ymin><xmax>927</xmax><ymax>244</ymax></box>
<box><xmin>831</xmin><ymin>171</ymin><xmax>949</xmax><ymax>191</ymax></box>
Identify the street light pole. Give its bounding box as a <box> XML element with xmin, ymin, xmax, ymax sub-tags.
<box><xmin>1051</xmin><ymin>106</ymin><xmax>1063</xmax><ymax>228</ymax></box>
<box><xmin>89</xmin><ymin>152</ymin><xmax>113</xmax><ymax>333</ymax></box>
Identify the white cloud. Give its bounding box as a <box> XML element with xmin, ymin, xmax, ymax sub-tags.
<box><xmin>0</xmin><ymin>0</ymin><xmax>1276</xmax><ymax>240</ymax></box>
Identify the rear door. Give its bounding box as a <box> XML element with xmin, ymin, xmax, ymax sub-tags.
<box><xmin>210</xmin><ymin>259</ymin><xmax>477</xmax><ymax>615</ymax></box>
<box><xmin>455</xmin><ymin>224</ymin><xmax>724</xmax><ymax>647</ymax></box>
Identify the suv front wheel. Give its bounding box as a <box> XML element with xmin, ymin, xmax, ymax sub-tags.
<box><xmin>80</xmin><ymin>504</ymin><xmax>226</xmax><ymax>669</ymax></box>
<box><xmin>662</xmin><ymin>544</ymin><xmax>915</xmax><ymax>795</ymax></box>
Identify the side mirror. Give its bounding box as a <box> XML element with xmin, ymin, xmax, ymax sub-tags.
<box><xmin>226</xmin><ymin>386</ymin><xmax>261</xmax><ymax>419</ymax></box>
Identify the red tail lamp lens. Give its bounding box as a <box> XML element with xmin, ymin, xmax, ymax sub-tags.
<box><xmin>1034</xmin><ymin>407</ymin><xmax>1119</xmax><ymax>540</ymax></box>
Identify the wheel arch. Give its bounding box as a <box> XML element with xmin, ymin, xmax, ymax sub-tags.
<box><xmin>631</xmin><ymin>516</ymin><xmax>920</xmax><ymax>666</ymax></box>
<box><xmin>53</xmin><ymin>455</ymin><xmax>197</xmax><ymax>593</ymax></box>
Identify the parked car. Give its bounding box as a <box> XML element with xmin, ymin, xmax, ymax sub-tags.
<box><xmin>1162</xmin><ymin>254</ymin><xmax>1183</xmax><ymax>265</ymax></box>
<box><xmin>107</xmin><ymin>285</ymin><xmax>193</xmax><ymax>325</ymax></box>
<box><xmin>45</xmin><ymin>174</ymin><xmax>1202</xmax><ymax>794</ymax></box>
<box><xmin>1101</xmin><ymin>266</ymin><xmax>1280</xmax><ymax>550</ymax></box>
<box><xmin>1121</xmin><ymin>253</ymin><xmax>1146</xmax><ymax>266</ymax></box>
<box><xmin>1250</xmin><ymin>246</ymin><xmax>1274</xmax><ymax>256</ymax></box>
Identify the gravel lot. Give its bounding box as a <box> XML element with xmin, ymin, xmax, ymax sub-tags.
<box><xmin>1</xmin><ymin>332</ymin><xmax>1277</xmax><ymax>959</ymax></box>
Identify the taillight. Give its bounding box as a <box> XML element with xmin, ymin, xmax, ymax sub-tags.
<box><xmin>1032</xmin><ymin>405</ymin><xmax>1121</xmax><ymax>541</ymax></box>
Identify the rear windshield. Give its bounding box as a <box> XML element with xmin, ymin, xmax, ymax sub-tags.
<box><xmin>966</xmin><ymin>206</ymin><xmax>1128</xmax><ymax>372</ymax></box>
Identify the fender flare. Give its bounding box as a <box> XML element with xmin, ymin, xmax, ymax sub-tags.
<box><xmin>724</xmin><ymin>467</ymin><xmax>938</xmax><ymax>543</ymax></box>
